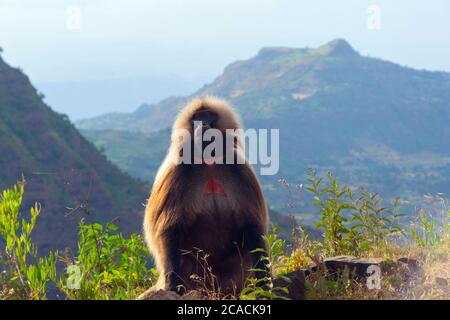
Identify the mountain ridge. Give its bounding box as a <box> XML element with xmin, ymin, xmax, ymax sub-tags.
<box><xmin>76</xmin><ymin>38</ymin><xmax>450</xmax><ymax>133</ymax></box>
<box><xmin>76</xmin><ymin>39</ymin><xmax>363</xmax><ymax>131</ymax></box>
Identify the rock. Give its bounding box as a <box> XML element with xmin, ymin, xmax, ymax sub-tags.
<box><xmin>180</xmin><ymin>291</ymin><xmax>205</xmax><ymax>300</ymax></box>
<box><xmin>435</xmin><ymin>277</ymin><xmax>448</xmax><ymax>288</ymax></box>
<box><xmin>302</xmin><ymin>256</ymin><xmax>422</xmax><ymax>287</ymax></box>
<box><xmin>395</xmin><ymin>257</ymin><xmax>422</xmax><ymax>285</ymax></box>
<box><xmin>137</xmin><ymin>289</ymin><xmax>204</xmax><ymax>300</ymax></box>
<box><xmin>273</xmin><ymin>269</ymin><xmax>307</xmax><ymax>300</ymax></box>
<box><xmin>323</xmin><ymin>255</ymin><xmax>385</xmax><ymax>279</ymax></box>
<box><xmin>397</xmin><ymin>257</ymin><xmax>420</xmax><ymax>272</ymax></box>
<box><xmin>138</xmin><ymin>289</ymin><xmax>180</xmax><ymax>300</ymax></box>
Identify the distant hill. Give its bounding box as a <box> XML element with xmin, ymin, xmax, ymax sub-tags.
<box><xmin>78</xmin><ymin>39</ymin><xmax>450</xmax><ymax>217</ymax></box>
<box><xmin>0</xmin><ymin>53</ymin><xmax>149</xmax><ymax>252</ymax></box>
<box><xmin>37</xmin><ymin>75</ymin><xmax>202</xmax><ymax>120</ymax></box>
<box><xmin>82</xmin><ymin>129</ymin><xmax>171</xmax><ymax>183</ymax></box>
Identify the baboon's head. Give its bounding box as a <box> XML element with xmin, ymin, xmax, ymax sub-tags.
<box><xmin>171</xmin><ymin>96</ymin><xmax>243</xmax><ymax>164</ymax></box>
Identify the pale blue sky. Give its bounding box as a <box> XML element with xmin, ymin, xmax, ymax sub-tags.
<box><xmin>1</xmin><ymin>0</ymin><xmax>449</xmax><ymax>119</ymax></box>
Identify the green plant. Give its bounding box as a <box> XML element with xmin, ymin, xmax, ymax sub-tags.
<box><xmin>0</xmin><ymin>182</ymin><xmax>57</xmax><ymax>299</ymax></box>
<box><xmin>0</xmin><ymin>182</ymin><xmax>157</xmax><ymax>300</ymax></box>
<box><xmin>240</xmin><ymin>230</ymin><xmax>290</xmax><ymax>300</ymax></box>
<box><xmin>307</xmin><ymin>267</ymin><xmax>347</xmax><ymax>300</ymax></box>
<box><xmin>349</xmin><ymin>192</ymin><xmax>404</xmax><ymax>255</ymax></box>
<box><xmin>410</xmin><ymin>208</ymin><xmax>448</xmax><ymax>247</ymax></box>
<box><xmin>307</xmin><ymin>171</ymin><xmax>353</xmax><ymax>255</ymax></box>
<box><xmin>306</xmin><ymin>170</ymin><xmax>404</xmax><ymax>256</ymax></box>
<box><xmin>264</xmin><ymin>226</ymin><xmax>288</xmax><ymax>265</ymax></box>
<box><xmin>58</xmin><ymin>221</ymin><xmax>157</xmax><ymax>300</ymax></box>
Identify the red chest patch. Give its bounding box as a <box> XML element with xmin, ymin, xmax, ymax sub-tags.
<box><xmin>204</xmin><ymin>176</ymin><xmax>226</xmax><ymax>196</ymax></box>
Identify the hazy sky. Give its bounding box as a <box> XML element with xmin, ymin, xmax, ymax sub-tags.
<box><xmin>1</xmin><ymin>0</ymin><xmax>449</xmax><ymax>118</ymax></box>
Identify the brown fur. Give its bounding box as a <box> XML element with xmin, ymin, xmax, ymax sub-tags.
<box><xmin>141</xmin><ymin>96</ymin><xmax>269</xmax><ymax>296</ymax></box>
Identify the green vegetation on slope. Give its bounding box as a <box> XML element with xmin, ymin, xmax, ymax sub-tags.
<box><xmin>81</xmin><ymin>129</ymin><xmax>171</xmax><ymax>183</ymax></box>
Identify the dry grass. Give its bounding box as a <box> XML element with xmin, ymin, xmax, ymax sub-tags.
<box><xmin>181</xmin><ymin>248</ymin><xmax>238</xmax><ymax>300</ymax></box>
<box><xmin>267</xmin><ymin>209</ymin><xmax>449</xmax><ymax>300</ymax></box>
<box><xmin>406</xmin><ymin>240</ymin><xmax>449</xmax><ymax>299</ymax></box>
<box><xmin>300</xmin><ymin>239</ymin><xmax>450</xmax><ymax>300</ymax></box>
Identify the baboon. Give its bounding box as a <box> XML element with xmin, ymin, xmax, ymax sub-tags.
<box><xmin>140</xmin><ymin>96</ymin><xmax>269</xmax><ymax>297</ymax></box>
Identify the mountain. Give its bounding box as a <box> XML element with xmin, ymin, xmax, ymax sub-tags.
<box><xmin>77</xmin><ymin>39</ymin><xmax>450</xmax><ymax>216</ymax></box>
<box><xmin>0</xmin><ymin>52</ymin><xmax>149</xmax><ymax>252</ymax></box>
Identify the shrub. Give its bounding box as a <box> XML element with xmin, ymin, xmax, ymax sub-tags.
<box><xmin>0</xmin><ymin>182</ymin><xmax>156</xmax><ymax>300</ymax></box>
<box><xmin>58</xmin><ymin>221</ymin><xmax>157</xmax><ymax>300</ymax></box>
<box><xmin>0</xmin><ymin>182</ymin><xmax>56</xmax><ymax>299</ymax></box>
<box><xmin>306</xmin><ymin>170</ymin><xmax>404</xmax><ymax>256</ymax></box>
<box><xmin>240</xmin><ymin>231</ymin><xmax>290</xmax><ymax>300</ymax></box>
